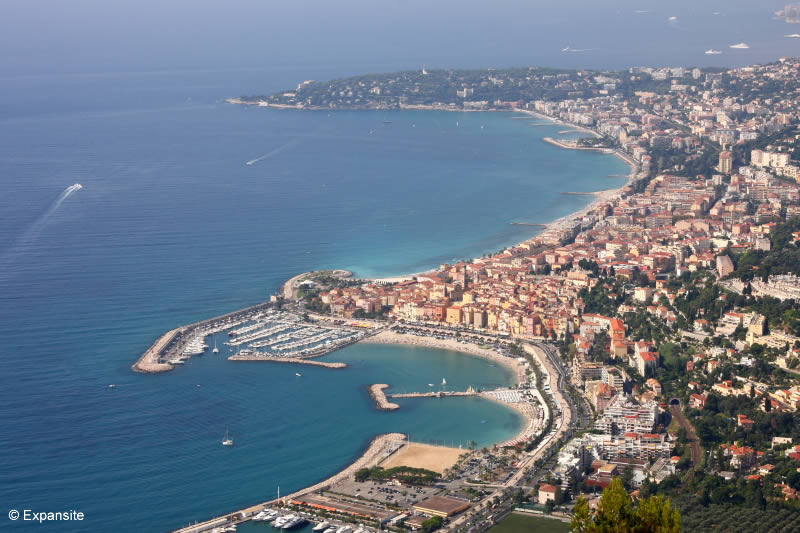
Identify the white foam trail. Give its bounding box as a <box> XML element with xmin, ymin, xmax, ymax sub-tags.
<box><xmin>53</xmin><ymin>183</ymin><xmax>83</xmax><ymax>210</ymax></box>
<box><xmin>246</xmin><ymin>139</ymin><xmax>301</xmax><ymax>166</ymax></box>
<box><xmin>0</xmin><ymin>184</ymin><xmax>83</xmax><ymax>275</ymax></box>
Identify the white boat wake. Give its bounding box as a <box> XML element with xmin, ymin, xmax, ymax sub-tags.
<box><xmin>246</xmin><ymin>139</ymin><xmax>301</xmax><ymax>166</ymax></box>
<box><xmin>0</xmin><ymin>183</ymin><xmax>83</xmax><ymax>275</ymax></box>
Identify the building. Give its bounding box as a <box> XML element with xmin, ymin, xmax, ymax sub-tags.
<box><xmin>594</xmin><ymin>395</ymin><xmax>658</xmax><ymax>435</ymax></box>
<box><xmin>716</xmin><ymin>255</ymin><xmax>734</xmax><ymax>277</ymax></box>
<box><xmin>538</xmin><ymin>484</ymin><xmax>559</xmax><ymax>505</ymax></box>
<box><xmin>718</xmin><ymin>151</ymin><xmax>733</xmax><ymax>174</ymax></box>
<box><xmin>412</xmin><ymin>496</ymin><xmax>470</xmax><ymax>518</ymax></box>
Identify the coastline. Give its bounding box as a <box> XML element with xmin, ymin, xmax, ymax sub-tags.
<box><xmin>168</xmin><ymin>104</ymin><xmax>631</xmax><ymax>530</ymax></box>
<box><xmin>172</xmin><ymin>433</ymin><xmax>406</xmax><ymax>533</ymax></box>
<box><xmin>360</xmin><ymin>331</ymin><xmax>536</xmax><ymax>445</ymax></box>
<box><xmin>360</xmin><ymin>330</ymin><xmax>526</xmax><ymax>386</ymax></box>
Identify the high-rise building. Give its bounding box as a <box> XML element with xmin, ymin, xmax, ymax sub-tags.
<box><xmin>718</xmin><ymin>151</ymin><xmax>733</xmax><ymax>174</ymax></box>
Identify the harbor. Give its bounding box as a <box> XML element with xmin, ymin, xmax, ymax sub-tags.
<box><xmin>133</xmin><ymin>305</ymin><xmax>375</xmax><ymax>373</ymax></box>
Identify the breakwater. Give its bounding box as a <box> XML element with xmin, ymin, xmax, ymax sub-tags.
<box><xmin>368</xmin><ymin>384</ymin><xmax>400</xmax><ymax>410</ymax></box>
<box><xmin>132</xmin><ymin>302</ymin><xmax>273</xmax><ymax>373</ymax></box>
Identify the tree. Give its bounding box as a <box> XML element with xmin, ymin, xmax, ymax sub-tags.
<box><xmin>570</xmin><ymin>478</ymin><xmax>680</xmax><ymax>533</ymax></box>
<box><xmin>420</xmin><ymin>516</ymin><xmax>443</xmax><ymax>533</ymax></box>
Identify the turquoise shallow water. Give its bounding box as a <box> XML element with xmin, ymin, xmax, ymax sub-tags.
<box><xmin>0</xmin><ymin>68</ymin><xmax>627</xmax><ymax>532</ymax></box>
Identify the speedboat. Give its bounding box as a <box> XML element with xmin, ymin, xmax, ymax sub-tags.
<box><xmin>313</xmin><ymin>522</ymin><xmax>330</xmax><ymax>531</ymax></box>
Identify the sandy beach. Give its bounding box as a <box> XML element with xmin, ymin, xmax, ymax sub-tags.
<box><xmin>361</xmin><ymin>330</ymin><xmax>525</xmax><ymax>386</ymax></box>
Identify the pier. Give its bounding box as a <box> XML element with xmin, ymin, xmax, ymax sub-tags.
<box><xmin>510</xmin><ymin>222</ymin><xmax>547</xmax><ymax>227</ymax></box>
<box><xmin>388</xmin><ymin>390</ymin><xmax>477</xmax><ymax>399</ymax></box>
<box><xmin>229</xmin><ymin>355</ymin><xmax>347</xmax><ymax>368</ymax></box>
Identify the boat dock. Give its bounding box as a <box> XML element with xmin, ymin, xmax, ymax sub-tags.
<box><xmin>388</xmin><ymin>391</ymin><xmax>477</xmax><ymax>399</ymax></box>
<box><xmin>132</xmin><ymin>302</ymin><xmax>274</xmax><ymax>373</ymax></box>
<box><xmin>133</xmin><ymin>304</ymin><xmax>373</xmax><ymax>373</ymax></box>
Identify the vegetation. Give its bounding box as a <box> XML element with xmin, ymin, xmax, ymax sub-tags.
<box><xmin>420</xmin><ymin>516</ymin><xmax>444</xmax><ymax>533</ymax></box>
<box><xmin>570</xmin><ymin>478</ymin><xmax>680</xmax><ymax>533</ymax></box>
<box><xmin>353</xmin><ymin>466</ymin><xmax>439</xmax><ymax>485</ymax></box>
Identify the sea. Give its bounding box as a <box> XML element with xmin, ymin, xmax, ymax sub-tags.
<box><xmin>2</xmin><ymin>0</ymin><xmax>799</xmax><ymax>531</ymax></box>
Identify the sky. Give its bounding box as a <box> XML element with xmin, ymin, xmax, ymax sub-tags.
<box><xmin>0</xmin><ymin>0</ymin><xmax>797</xmax><ymax>75</ymax></box>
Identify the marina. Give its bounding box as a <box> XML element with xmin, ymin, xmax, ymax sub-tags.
<box><xmin>134</xmin><ymin>306</ymin><xmax>374</xmax><ymax>373</ymax></box>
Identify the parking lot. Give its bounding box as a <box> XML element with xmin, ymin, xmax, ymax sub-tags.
<box><xmin>333</xmin><ymin>478</ymin><xmax>442</xmax><ymax>509</ymax></box>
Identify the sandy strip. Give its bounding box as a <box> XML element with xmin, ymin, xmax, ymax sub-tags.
<box><xmin>360</xmin><ymin>330</ymin><xmax>525</xmax><ymax>385</ymax></box>
<box><xmin>278</xmin><ymin>433</ymin><xmax>407</xmax><ymax>502</ymax></box>
<box><xmin>479</xmin><ymin>393</ymin><xmax>539</xmax><ymax>446</ymax></box>
<box><xmin>368</xmin><ymin>384</ymin><xmax>400</xmax><ymax>410</ymax></box>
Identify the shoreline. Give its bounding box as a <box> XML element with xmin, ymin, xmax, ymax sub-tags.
<box><xmin>172</xmin><ymin>433</ymin><xmax>406</xmax><ymax>533</ymax></box>
<box><xmin>360</xmin><ymin>331</ymin><xmax>537</xmax><ymax>445</ymax></box>
<box><xmin>360</xmin><ymin>330</ymin><xmax>526</xmax><ymax>386</ymax></box>
<box><xmin>166</xmin><ymin>104</ymin><xmax>630</xmax><ymax>531</ymax></box>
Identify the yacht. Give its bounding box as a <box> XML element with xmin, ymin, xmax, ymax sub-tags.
<box><xmin>213</xmin><ymin>339</ymin><xmax>219</xmax><ymax>354</ymax></box>
<box><xmin>222</xmin><ymin>429</ymin><xmax>234</xmax><ymax>447</ymax></box>
<box><xmin>295</xmin><ymin>372</ymin><xmax>302</xmax><ymax>377</ymax></box>
<box><xmin>323</xmin><ymin>527</ymin><xmax>338</xmax><ymax>533</ymax></box>
<box><xmin>274</xmin><ymin>514</ymin><xmax>294</xmax><ymax>528</ymax></box>
<box><xmin>282</xmin><ymin>516</ymin><xmax>307</xmax><ymax>529</ymax></box>
<box><xmin>705</xmin><ymin>49</ymin><xmax>722</xmax><ymax>55</ymax></box>
<box><xmin>313</xmin><ymin>521</ymin><xmax>330</xmax><ymax>532</ymax></box>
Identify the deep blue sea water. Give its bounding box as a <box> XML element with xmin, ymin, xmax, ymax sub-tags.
<box><xmin>0</xmin><ymin>64</ymin><xmax>620</xmax><ymax>533</ymax></box>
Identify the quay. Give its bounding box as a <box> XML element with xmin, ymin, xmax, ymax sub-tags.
<box><xmin>132</xmin><ymin>302</ymin><xmax>273</xmax><ymax>373</ymax></box>
<box><xmin>368</xmin><ymin>383</ymin><xmax>400</xmax><ymax>410</ymax></box>
<box><xmin>133</xmin><ymin>302</ymin><xmax>373</xmax><ymax>373</ymax></box>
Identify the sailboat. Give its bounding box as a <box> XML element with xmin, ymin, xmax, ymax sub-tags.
<box><xmin>222</xmin><ymin>429</ymin><xmax>234</xmax><ymax>446</ymax></box>
<box><xmin>212</xmin><ymin>339</ymin><xmax>219</xmax><ymax>354</ymax></box>
<box><xmin>295</xmin><ymin>372</ymin><xmax>302</xmax><ymax>377</ymax></box>
<box><xmin>442</xmin><ymin>378</ymin><xmax>447</xmax><ymax>386</ymax></box>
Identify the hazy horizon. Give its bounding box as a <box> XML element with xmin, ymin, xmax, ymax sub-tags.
<box><xmin>2</xmin><ymin>0</ymin><xmax>798</xmax><ymax>77</ymax></box>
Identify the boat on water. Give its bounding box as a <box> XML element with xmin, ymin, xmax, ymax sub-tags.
<box><xmin>222</xmin><ymin>429</ymin><xmax>234</xmax><ymax>447</ymax></box>
<box><xmin>705</xmin><ymin>49</ymin><xmax>722</xmax><ymax>55</ymax></box>
<box><xmin>323</xmin><ymin>527</ymin><xmax>338</xmax><ymax>533</ymax></box>
<box><xmin>213</xmin><ymin>339</ymin><xmax>219</xmax><ymax>354</ymax></box>
<box><xmin>282</xmin><ymin>516</ymin><xmax>307</xmax><ymax>529</ymax></box>
<box><xmin>295</xmin><ymin>372</ymin><xmax>302</xmax><ymax>377</ymax></box>
<box><xmin>313</xmin><ymin>521</ymin><xmax>330</xmax><ymax>531</ymax></box>
<box><xmin>442</xmin><ymin>377</ymin><xmax>447</xmax><ymax>386</ymax></box>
